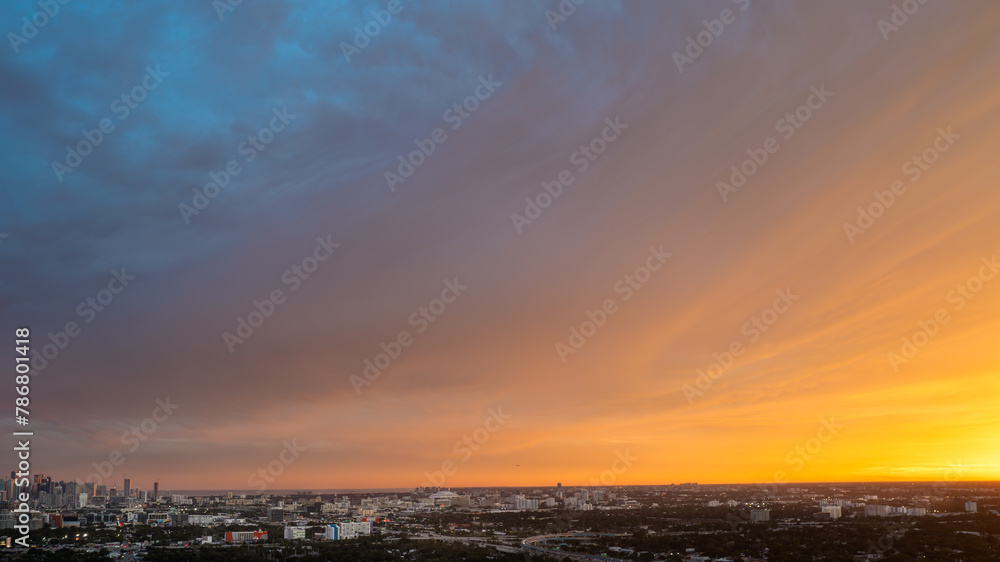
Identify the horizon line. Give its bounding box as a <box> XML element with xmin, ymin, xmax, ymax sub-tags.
<box><xmin>143</xmin><ymin>480</ymin><xmax>1000</xmax><ymax>494</ymax></box>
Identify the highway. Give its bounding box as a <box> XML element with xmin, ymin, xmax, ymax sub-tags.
<box><xmin>521</xmin><ymin>532</ymin><xmax>630</xmax><ymax>561</ymax></box>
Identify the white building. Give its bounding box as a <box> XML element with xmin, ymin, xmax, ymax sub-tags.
<box><xmin>707</xmin><ymin>500</ymin><xmax>720</xmax><ymax>507</ymax></box>
<box><xmin>284</xmin><ymin>526</ymin><xmax>306</xmax><ymax>540</ymax></box>
<box><xmin>514</xmin><ymin>498</ymin><xmax>539</xmax><ymax>510</ymax></box>
<box><xmin>750</xmin><ymin>509</ymin><xmax>770</xmax><ymax>522</ymax></box>
<box><xmin>336</xmin><ymin>520</ymin><xmax>373</xmax><ymax>540</ymax></box>
<box><xmin>906</xmin><ymin>507</ymin><xmax>927</xmax><ymax>516</ymax></box>
<box><xmin>821</xmin><ymin>506</ymin><xmax>841</xmax><ymax>519</ymax></box>
<box><xmin>966</xmin><ymin>501</ymin><xmax>977</xmax><ymax>513</ymax></box>
<box><xmin>324</xmin><ymin>524</ymin><xmax>340</xmax><ymax>540</ymax></box>
<box><xmin>865</xmin><ymin>505</ymin><xmax>891</xmax><ymax>517</ymax></box>
<box><xmin>429</xmin><ymin>490</ymin><xmax>460</xmax><ymax>507</ymax></box>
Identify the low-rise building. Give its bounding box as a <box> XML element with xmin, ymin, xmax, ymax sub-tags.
<box><xmin>284</xmin><ymin>525</ymin><xmax>306</xmax><ymax>540</ymax></box>
<box><xmin>225</xmin><ymin>530</ymin><xmax>268</xmax><ymax>543</ymax></box>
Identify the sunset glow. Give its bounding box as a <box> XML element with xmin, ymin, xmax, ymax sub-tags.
<box><xmin>3</xmin><ymin>0</ymin><xmax>1000</xmax><ymax>493</ymax></box>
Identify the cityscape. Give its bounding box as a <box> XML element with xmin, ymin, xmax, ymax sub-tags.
<box><xmin>1</xmin><ymin>475</ymin><xmax>998</xmax><ymax>560</ymax></box>
<box><xmin>4</xmin><ymin>0</ymin><xmax>1000</xmax><ymax>560</ymax></box>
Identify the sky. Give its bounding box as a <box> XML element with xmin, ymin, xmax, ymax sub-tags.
<box><xmin>1</xmin><ymin>0</ymin><xmax>999</xmax><ymax>492</ymax></box>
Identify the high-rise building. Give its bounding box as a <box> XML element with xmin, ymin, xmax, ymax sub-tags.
<box><xmin>153</xmin><ymin>482</ymin><xmax>158</xmax><ymax>500</ymax></box>
<box><xmin>750</xmin><ymin>509</ymin><xmax>770</xmax><ymax>522</ymax></box>
<box><xmin>966</xmin><ymin>501</ymin><xmax>977</xmax><ymax>513</ymax></box>
<box><xmin>123</xmin><ymin>477</ymin><xmax>131</xmax><ymax>499</ymax></box>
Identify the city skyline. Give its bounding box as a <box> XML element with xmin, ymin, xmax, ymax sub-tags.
<box><xmin>12</xmin><ymin>471</ymin><xmax>1000</xmax><ymax>497</ymax></box>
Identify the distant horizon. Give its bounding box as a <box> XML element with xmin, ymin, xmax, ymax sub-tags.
<box><xmin>63</xmin><ymin>480</ymin><xmax>1000</xmax><ymax>496</ymax></box>
<box><xmin>5</xmin><ymin>0</ymin><xmax>1000</xmax><ymax>498</ymax></box>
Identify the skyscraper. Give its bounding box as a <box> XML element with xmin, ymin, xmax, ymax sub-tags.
<box><xmin>123</xmin><ymin>476</ymin><xmax>131</xmax><ymax>499</ymax></box>
<box><xmin>154</xmin><ymin>481</ymin><xmax>158</xmax><ymax>500</ymax></box>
